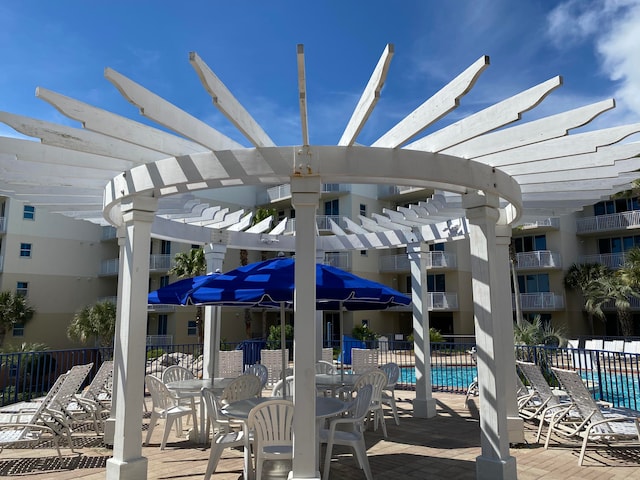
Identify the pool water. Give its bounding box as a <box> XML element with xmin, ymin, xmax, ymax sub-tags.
<box><xmin>400</xmin><ymin>366</ymin><xmax>477</xmax><ymax>390</ymax></box>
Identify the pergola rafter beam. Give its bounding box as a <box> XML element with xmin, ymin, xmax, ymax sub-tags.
<box><xmin>297</xmin><ymin>44</ymin><xmax>309</xmax><ymax>146</ymax></box>
<box><xmin>338</xmin><ymin>43</ymin><xmax>394</xmax><ymax>146</ymax></box>
<box><xmin>189</xmin><ymin>52</ymin><xmax>275</xmax><ymax>148</ymax></box>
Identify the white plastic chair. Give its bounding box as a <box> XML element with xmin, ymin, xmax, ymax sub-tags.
<box><xmin>351</xmin><ymin>348</ymin><xmax>378</xmax><ymax>374</ymax></box>
<box><xmin>162</xmin><ymin>365</ymin><xmax>197</xmax><ymax>417</ymax></box>
<box><xmin>201</xmin><ymin>387</ymin><xmax>252</xmax><ymax>480</ymax></box>
<box><xmin>218</xmin><ymin>350</ymin><xmax>244</xmax><ymax>378</ymax></box>
<box><xmin>244</xmin><ymin>363</ymin><xmax>269</xmax><ymax>395</ymax></box>
<box><xmin>315</xmin><ymin>360</ymin><xmax>337</xmax><ymax>375</ymax></box>
<box><xmin>351</xmin><ymin>369</ymin><xmax>388</xmax><ymax>437</ymax></box>
<box><xmin>320</xmin><ymin>384</ymin><xmax>374</xmax><ymax>480</ymax></box>
<box><xmin>380</xmin><ymin>362</ymin><xmax>400</xmax><ymax>425</ymax></box>
<box><xmin>220</xmin><ymin>374</ymin><xmax>262</xmax><ymax>405</ymax></box>
<box><xmin>271</xmin><ymin>376</ymin><xmax>294</xmax><ymax>398</ymax></box>
<box><xmin>260</xmin><ymin>349</ymin><xmax>288</xmax><ymax>386</ymax></box>
<box><xmin>247</xmin><ymin>398</ymin><xmax>294</xmax><ymax>480</ymax></box>
<box><xmin>144</xmin><ymin>375</ymin><xmax>198</xmax><ymax>449</ymax></box>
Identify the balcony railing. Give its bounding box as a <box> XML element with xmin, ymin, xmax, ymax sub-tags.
<box><xmin>324</xmin><ymin>252</ymin><xmax>351</xmax><ymax>270</ymax></box>
<box><xmin>515</xmin><ymin>217</ymin><xmax>560</xmax><ymax>230</ymax></box>
<box><xmin>514</xmin><ymin>250</ymin><xmax>562</xmax><ymax>270</ymax></box>
<box><xmin>284</xmin><ymin>215</ymin><xmax>345</xmax><ymax>234</ymax></box>
<box><xmin>379</xmin><ymin>251</ymin><xmax>457</xmax><ymax>272</ymax></box>
<box><xmin>263</xmin><ymin>183</ymin><xmax>350</xmax><ymax>203</ymax></box>
<box><xmin>100</xmin><ymin>254</ymin><xmax>175</xmax><ymax>276</ymax></box>
<box><xmin>576</xmin><ymin>211</ymin><xmax>640</xmax><ymax>234</ymax></box>
<box><xmin>514</xmin><ymin>292</ymin><xmax>564</xmax><ymax>311</ymax></box>
<box><xmin>578</xmin><ymin>252</ymin><xmax>627</xmax><ymax>269</ymax></box>
<box><xmin>428</xmin><ymin>292</ymin><xmax>458</xmax><ymax>311</ymax></box>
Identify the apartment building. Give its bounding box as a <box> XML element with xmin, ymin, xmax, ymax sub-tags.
<box><xmin>2</xmin><ymin>186</ymin><xmax>638</xmax><ymax>350</ymax></box>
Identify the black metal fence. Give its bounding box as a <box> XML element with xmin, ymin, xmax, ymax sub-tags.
<box><xmin>2</xmin><ymin>342</ymin><xmax>639</xmax><ymax>411</ymax></box>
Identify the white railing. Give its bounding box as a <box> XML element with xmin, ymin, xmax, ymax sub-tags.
<box><xmin>428</xmin><ymin>292</ymin><xmax>458</xmax><ymax>310</ymax></box>
<box><xmin>514</xmin><ymin>250</ymin><xmax>562</xmax><ymax>270</ymax></box>
<box><xmin>578</xmin><ymin>252</ymin><xmax>627</xmax><ymax>269</ymax></box>
<box><xmin>601</xmin><ymin>296</ymin><xmax>640</xmax><ymax>310</ymax></box>
<box><xmin>324</xmin><ymin>252</ymin><xmax>351</xmax><ymax>270</ymax></box>
<box><xmin>516</xmin><ymin>217</ymin><xmax>560</xmax><ymax>230</ymax></box>
<box><xmin>576</xmin><ymin>211</ymin><xmax>640</xmax><ymax>234</ymax></box>
<box><xmin>146</xmin><ymin>335</ymin><xmax>173</xmax><ymax>346</ymax></box>
<box><xmin>514</xmin><ymin>292</ymin><xmax>564</xmax><ymax>310</ymax></box>
<box><xmin>265</xmin><ymin>183</ymin><xmax>349</xmax><ymax>202</ymax></box>
<box><xmin>379</xmin><ymin>251</ymin><xmax>457</xmax><ymax>272</ymax></box>
<box><xmin>149</xmin><ymin>254</ymin><xmax>173</xmax><ymax>271</ymax></box>
<box><xmin>99</xmin><ymin>258</ymin><xmax>119</xmax><ymax>276</ymax></box>
<box><xmin>284</xmin><ymin>215</ymin><xmax>345</xmax><ymax>234</ymax></box>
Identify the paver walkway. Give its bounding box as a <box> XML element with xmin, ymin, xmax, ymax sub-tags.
<box><xmin>1</xmin><ymin>390</ymin><xmax>640</xmax><ymax>479</ymax></box>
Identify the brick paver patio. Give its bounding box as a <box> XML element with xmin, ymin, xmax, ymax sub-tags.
<box><xmin>1</xmin><ymin>390</ymin><xmax>640</xmax><ymax>479</ymax></box>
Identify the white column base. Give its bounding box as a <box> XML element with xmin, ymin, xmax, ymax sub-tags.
<box><xmin>476</xmin><ymin>455</ymin><xmax>517</xmax><ymax>480</ymax></box>
<box><xmin>106</xmin><ymin>456</ymin><xmax>148</xmax><ymax>480</ymax></box>
<box><xmin>103</xmin><ymin>418</ymin><xmax>116</xmax><ymax>446</ymax></box>
<box><xmin>413</xmin><ymin>398</ymin><xmax>437</xmax><ymax>418</ymax></box>
<box><xmin>288</xmin><ymin>471</ymin><xmax>320</xmax><ymax>480</ymax></box>
<box><xmin>507</xmin><ymin>416</ymin><xmax>525</xmax><ymax>444</ymax></box>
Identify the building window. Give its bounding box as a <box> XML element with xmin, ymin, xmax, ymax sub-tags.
<box><xmin>598</xmin><ymin>235</ymin><xmax>640</xmax><ymax>254</ymax></box>
<box><xmin>187</xmin><ymin>320</ymin><xmax>197</xmax><ymax>336</ymax></box>
<box><xmin>160</xmin><ymin>275</ymin><xmax>170</xmax><ymax>288</ymax></box>
<box><xmin>429</xmin><ymin>243</ymin><xmax>445</xmax><ymax>252</ymax></box>
<box><xmin>12</xmin><ymin>322</ymin><xmax>24</xmax><ymax>337</ymax></box>
<box><xmin>324</xmin><ymin>199</ymin><xmax>339</xmax><ymax>216</ymax></box>
<box><xmin>427</xmin><ymin>274</ymin><xmax>446</xmax><ymax>292</ymax></box>
<box><xmin>360</xmin><ymin>250</ymin><xmax>367</xmax><ymax>256</ymax></box>
<box><xmin>359</xmin><ymin>203</ymin><xmax>367</xmax><ymax>217</ymax></box>
<box><xmin>594</xmin><ymin>197</ymin><xmax>640</xmax><ymax>216</ymax></box>
<box><xmin>158</xmin><ymin>315</ymin><xmax>168</xmax><ymax>336</ymax></box>
<box><xmin>23</xmin><ymin>205</ymin><xmax>35</xmax><ymax>220</ymax></box>
<box><xmin>517</xmin><ymin>273</ymin><xmax>550</xmax><ymax>293</ymax></box>
<box><xmin>161</xmin><ymin>240</ymin><xmax>171</xmax><ymax>255</ymax></box>
<box><xmin>513</xmin><ymin>234</ymin><xmax>546</xmax><ymax>253</ymax></box>
<box><xmin>16</xmin><ymin>282</ymin><xmax>28</xmax><ymax>297</ymax></box>
<box><xmin>19</xmin><ymin>243</ymin><xmax>32</xmax><ymax>258</ymax></box>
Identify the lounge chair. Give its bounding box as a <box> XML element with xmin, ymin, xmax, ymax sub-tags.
<box><xmin>549</xmin><ymin>367</ymin><xmax>640</xmax><ymax>465</ymax></box>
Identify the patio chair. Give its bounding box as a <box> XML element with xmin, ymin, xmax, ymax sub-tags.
<box><xmin>144</xmin><ymin>374</ymin><xmax>198</xmax><ymax>450</ymax></box>
<box><xmin>380</xmin><ymin>362</ymin><xmax>400</xmax><ymax>425</ymax></box>
<box><xmin>201</xmin><ymin>387</ymin><xmax>253</xmax><ymax>480</ymax></box>
<box><xmin>260</xmin><ymin>349</ymin><xmax>289</xmax><ymax>387</ymax></box>
<box><xmin>218</xmin><ymin>350</ymin><xmax>244</xmax><ymax>378</ymax></box>
<box><xmin>46</xmin><ymin>363</ymin><xmax>98</xmax><ymax>433</ymax></box>
<box><xmin>351</xmin><ymin>369</ymin><xmax>388</xmax><ymax>438</ymax></box>
<box><xmin>319</xmin><ymin>384</ymin><xmax>373</xmax><ymax>480</ymax></box>
<box><xmin>516</xmin><ymin>361</ymin><xmax>575</xmax><ymax>443</ymax></box>
<box><xmin>220</xmin><ymin>374</ymin><xmax>262</xmax><ymax>405</ymax></box>
<box><xmin>162</xmin><ymin>365</ymin><xmax>197</xmax><ymax>415</ymax></box>
<box><xmin>247</xmin><ymin>399</ymin><xmax>294</xmax><ymax>480</ymax></box>
<box><xmin>0</xmin><ymin>372</ymin><xmax>73</xmax><ymax>459</ymax></box>
<box><xmin>315</xmin><ymin>360</ymin><xmax>337</xmax><ymax>375</ymax></box>
<box><xmin>244</xmin><ymin>363</ymin><xmax>269</xmax><ymax>395</ymax></box>
<box><xmin>68</xmin><ymin>361</ymin><xmax>114</xmax><ymax>432</ymax></box>
<box><xmin>322</xmin><ymin>347</ymin><xmax>334</xmax><ymax>364</ymax></box>
<box><xmin>351</xmin><ymin>348</ymin><xmax>378</xmax><ymax>374</ymax></box>
<box><xmin>549</xmin><ymin>367</ymin><xmax>640</xmax><ymax>465</ymax></box>
<box><xmin>271</xmin><ymin>376</ymin><xmax>294</xmax><ymax>397</ymax></box>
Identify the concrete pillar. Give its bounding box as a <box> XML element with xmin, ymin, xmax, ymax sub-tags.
<box><xmin>408</xmin><ymin>242</ymin><xmax>437</xmax><ymax>418</ymax></box>
<box><xmin>290</xmin><ymin>174</ymin><xmax>321</xmax><ymax>480</ymax></box>
<box><xmin>495</xmin><ymin>225</ymin><xmax>525</xmax><ymax>444</ymax></box>
<box><xmin>203</xmin><ymin>236</ymin><xmax>227</xmax><ymax>379</ymax></box>
<box><xmin>106</xmin><ymin>196</ymin><xmax>157</xmax><ymax>480</ymax></box>
<box><xmin>463</xmin><ymin>192</ymin><xmax>517</xmax><ymax>480</ymax></box>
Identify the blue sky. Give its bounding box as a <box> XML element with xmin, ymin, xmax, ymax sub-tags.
<box><xmin>1</xmin><ymin>0</ymin><xmax>639</xmax><ymax>147</ymax></box>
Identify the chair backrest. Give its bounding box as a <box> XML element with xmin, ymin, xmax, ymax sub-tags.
<box><xmin>24</xmin><ymin>372</ymin><xmax>69</xmax><ymax>425</ymax></box>
<box><xmin>315</xmin><ymin>360</ymin><xmax>337</xmax><ymax>375</ymax></box>
<box><xmin>516</xmin><ymin>361</ymin><xmax>562</xmax><ymax>408</ymax></box>
<box><xmin>51</xmin><ymin>363</ymin><xmax>94</xmax><ymax>411</ymax></box>
<box><xmin>218</xmin><ymin>350</ymin><xmax>244</xmax><ymax>378</ymax></box>
<box><xmin>351</xmin><ymin>348</ymin><xmax>378</xmax><ymax>374</ymax></box>
<box><xmin>162</xmin><ymin>365</ymin><xmax>195</xmax><ymax>384</ymax></box>
<box><xmin>83</xmin><ymin>360</ymin><xmax>114</xmax><ymax>400</ymax></box>
<box><xmin>244</xmin><ymin>363</ymin><xmax>269</xmax><ymax>389</ymax></box>
<box><xmin>353</xmin><ymin>369</ymin><xmax>387</xmax><ymax>403</ymax></box>
<box><xmin>380</xmin><ymin>362</ymin><xmax>400</xmax><ymax>387</ymax></box>
<box><xmin>201</xmin><ymin>386</ymin><xmax>225</xmax><ymax>426</ymax></box>
<box><xmin>550</xmin><ymin>367</ymin><xmax>610</xmax><ymax>430</ymax></box>
<box><xmin>271</xmin><ymin>376</ymin><xmax>294</xmax><ymax>397</ymax></box>
<box><xmin>145</xmin><ymin>374</ymin><xmax>175</xmax><ymax>412</ymax></box>
<box><xmin>220</xmin><ymin>374</ymin><xmax>262</xmax><ymax>404</ymax></box>
<box><xmin>351</xmin><ymin>384</ymin><xmax>374</xmax><ymax>424</ymax></box>
<box><xmin>248</xmin><ymin>399</ymin><xmax>294</xmax><ymax>449</ymax></box>
<box><xmin>260</xmin><ymin>349</ymin><xmax>289</xmax><ymax>386</ymax></box>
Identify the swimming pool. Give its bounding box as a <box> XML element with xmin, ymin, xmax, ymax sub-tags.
<box><xmin>400</xmin><ymin>365</ymin><xmax>477</xmax><ymax>392</ymax></box>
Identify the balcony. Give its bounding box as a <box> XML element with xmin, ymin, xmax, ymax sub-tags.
<box><xmin>602</xmin><ymin>296</ymin><xmax>640</xmax><ymax>311</ymax></box>
<box><xmin>379</xmin><ymin>252</ymin><xmax>457</xmax><ymax>272</ymax></box>
<box><xmin>514</xmin><ymin>292</ymin><xmax>564</xmax><ymax>311</ymax></box>
<box><xmin>578</xmin><ymin>252</ymin><xmax>627</xmax><ymax>269</ymax></box>
<box><xmin>514</xmin><ymin>250</ymin><xmax>562</xmax><ymax>270</ymax></box>
<box><xmin>324</xmin><ymin>252</ymin><xmax>351</xmax><ymax>270</ymax></box>
<box><xmin>284</xmin><ymin>215</ymin><xmax>346</xmax><ymax>234</ymax></box>
<box><xmin>576</xmin><ymin>211</ymin><xmax>640</xmax><ymax>234</ymax></box>
<box><xmin>262</xmin><ymin>183</ymin><xmax>350</xmax><ymax>203</ymax></box>
<box><xmin>99</xmin><ymin>254</ymin><xmax>175</xmax><ymax>276</ymax></box>
<box><xmin>390</xmin><ymin>292</ymin><xmax>458</xmax><ymax>311</ymax></box>
<box><xmin>514</xmin><ymin>217</ymin><xmax>560</xmax><ymax>232</ymax></box>
<box><xmin>101</xmin><ymin>226</ymin><xmax>117</xmax><ymax>241</ymax></box>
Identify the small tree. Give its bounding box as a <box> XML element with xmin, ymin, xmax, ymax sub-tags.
<box><xmin>266</xmin><ymin>324</ymin><xmax>293</xmax><ymax>350</ymax></box>
<box><xmin>67</xmin><ymin>300</ymin><xmax>116</xmax><ymax>348</ymax></box>
<box><xmin>0</xmin><ymin>291</ymin><xmax>35</xmax><ymax>347</ymax></box>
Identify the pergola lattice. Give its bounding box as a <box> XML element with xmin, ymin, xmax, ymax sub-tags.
<box><xmin>1</xmin><ymin>44</ymin><xmax>639</xmax><ymax>480</ymax></box>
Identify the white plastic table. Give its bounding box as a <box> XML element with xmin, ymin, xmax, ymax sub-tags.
<box><xmin>315</xmin><ymin>373</ymin><xmax>361</xmax><ymax>397</ymax></box>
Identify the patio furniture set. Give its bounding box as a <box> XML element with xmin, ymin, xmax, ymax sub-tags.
<box><xmin>144</xmin><ymin>359</ymin><xmax>401</xmax><ymax>480</ymax></box>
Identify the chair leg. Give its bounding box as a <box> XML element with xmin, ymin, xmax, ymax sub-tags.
<box><xmin>145</xmin><ymin>412</ymin><xmax>159</xmax><ymax>445</ymax></box>
<box><xmin>161</xmin><ymin>418</ymin><xmax>174</xmax><ymax>450</ymax></box>
<box><xmin>353</xmin><ymin>439</ymin><xmax>373</xmax><ymax>480</ymax></box>
<box><xmin>204</xmin><ymin>442</ymin><xmax>224</xmax><ymax>480</ymax></box>
<box><xmin>387</xmin><ymin>395</ymin><xmax>400</xmax><ymax>425</ymax></box>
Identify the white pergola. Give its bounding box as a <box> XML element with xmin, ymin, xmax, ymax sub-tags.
<box><xmin>2</xmin><ymin>44</ymin><xmax>640</xmax><ymax>480</ymax></box>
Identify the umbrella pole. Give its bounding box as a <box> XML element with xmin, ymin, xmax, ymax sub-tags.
<box><xmin>340</xmin><ymin>302</ymin><xmax>344</xmax><ymax>383</ymax></box>
<box><xmin>280</xmin><ymin>302</ymin><xmax>287</xmax><ymax>397</ymax></box>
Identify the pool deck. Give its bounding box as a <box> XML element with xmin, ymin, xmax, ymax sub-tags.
<box><xmin>1</xmin><ymin>389</ymin><xmax>640</xmax><ymax>479</ymax></box>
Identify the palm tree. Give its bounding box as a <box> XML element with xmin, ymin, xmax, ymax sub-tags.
<box><xmin>619</xmin><ymin>246</ymin><xmax>640</xmax><ymax>289</ymax></box>
<box><xmin>0</xmin><ymin>291</ymin><xmax>35</xmax><ymax>347</ymax></box>
<box><xmin>586</xmin><ymin>273</ymin><xmax>637</xmax><ymax>337</ymax></box>
<box><xmin>564</xmin><ymin>262</ymin><xmax>610</xmax><ymax>335</ymax></box>
<box><xmin>170</xmin><ymin>247</ymin><xmax>206</xmax><ymax>342</ymax></box>
<box><xmin>67</xmin><ymin>300</ymin><xmax>116</xmax><ymax>348</ymax></box>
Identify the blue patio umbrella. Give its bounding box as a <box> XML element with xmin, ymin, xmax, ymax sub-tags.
<box><xmin>148</xmin><ymin>256</ymin><xmax>411</xmax><ymax>390</ymax></box>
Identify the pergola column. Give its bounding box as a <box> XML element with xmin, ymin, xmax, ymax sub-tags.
<box><xmin>463</xmin><ymin>192</ymin><xmax>517</xmax><ymax>480</ymax></box>
<box><xmin>290</xmin><ymin>173</ymin><xmax>321</xmax><ymax>480</ymax></box>
<box><xmin>203</xmin><ymin>235</ymin><xmax>228</xmax><ymax>379</ymax></box>
<box><xmin>495</xmin><ymin>225</ymin><xmax>525</xmax><ymax>444</ymax></box>
<box><xmin>408</xmin><ymin>242</ymin><xmax>436</xmax><ymax>418</ymax></box>
<box><xmin>106</xmin><ymin>196</ymin><xmax>157</xmax><ymax>480</ymax></box>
